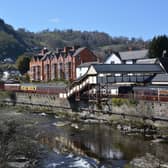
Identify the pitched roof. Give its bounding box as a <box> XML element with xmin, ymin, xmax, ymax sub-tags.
<box><xmin>119</xmin><ymin>49</ymin><xmax>148</xmax><ymax>61</ymax></box>
<box><xmin>77</xmin><ymin>61</ymin><xmax>100</xmax><ymax>68</ymax></box>
<box><xmin>41</xmin><ymin>51</ymin><xmax>53</xmax><ymax>61</ymax></box>
<box><xmin>91</xmin><ymin>64</ymin><xmax>163</xmax><ymax>74</ymax></box>
<box><xmin>33</xmin><ymin>55</ymin><xmax>43</xmax><ymax>61</ymax></box>
<box><xmin>151</xmin><ymin>73</ymin><xmax>168</xmax><ymax>82</ymax></box>
<box><xmin>72</xmin><ymin>47</ymin><xmax>86</xmax><ymax>57</ymax></box>
<box><xmin>136</xmin><ymin>58</ymin><xmax>157</xmax><ymax>64</ymax></box>
<box><xmin>158</xmin><ymin>57</ymin><xmax>168</xmax><ymax>73</ymax></box>
<box><xmin>103</xmin><ymin>52</ymin><xmax>121</xmax><ymax>62</ymax></box>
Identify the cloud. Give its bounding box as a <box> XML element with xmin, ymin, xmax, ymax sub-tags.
<box><xmin>49</xmin><ymin>18</ymin><xmax>60</xmax><ymax>23</ymax></box>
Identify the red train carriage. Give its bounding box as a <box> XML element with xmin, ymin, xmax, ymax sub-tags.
<box><xmin>133</xmin><ymin>87</ymin><xmax>158</xmax><ymax>101</ymax></box>
<box><xmin>35</xmin><ymin>85</ymin><xmax>66</xmax><ymax>94</ymax></box>
<box><xmin>159</xmin><ymin>89</ymin><xmax>168</xmax><ymax>101</ymax></box>
<box><xmin>19</xmin><ymin>83</ymin><xmax>66</xmax><ymax>95</ymax></box>
<box><xmin>133</xmin><ymin>86</ymin><xmax>168</xmax><ymax>102</ymax></box>
<box><xmin>0</xmin><ymin>81</ymin><xmax>4</xmax><ymax>90</ymax></box>
<box><xmin>4</xmin><ymin>83</ymin><xmax>21</xmax><ymax>92</ymax></box>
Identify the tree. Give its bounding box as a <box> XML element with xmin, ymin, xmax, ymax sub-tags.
<box><xmin>148</xmin><ymin>35</ymin><xmax>168</xmax><ymax>58</ymax></box>
<box><xmin>16</xmin><ymin>55</ymin><xmax>30</xmax><ymax>74</ymax></box>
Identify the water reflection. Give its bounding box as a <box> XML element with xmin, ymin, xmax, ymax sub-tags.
<box><xmin>37</xmin><ymin>118</ymin><xmax>168</xmax><ymax>167</ymax></box>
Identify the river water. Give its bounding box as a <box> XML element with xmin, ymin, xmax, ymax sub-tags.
<box><xmin>26</xmin><ymin>112</ymin><xmax>168</xmax><ymax>168</ymax></box>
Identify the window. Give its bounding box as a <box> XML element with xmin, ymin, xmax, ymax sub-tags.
<box><xmin>78</xmin><ymin>55</ymin><xmax>81</xmax><ymax>61</ymax></box>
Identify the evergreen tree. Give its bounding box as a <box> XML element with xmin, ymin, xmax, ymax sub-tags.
<box><xmin>148</xmin><ymin>35</ymin><xmax>168</xmax><ymax>58</ymax></box>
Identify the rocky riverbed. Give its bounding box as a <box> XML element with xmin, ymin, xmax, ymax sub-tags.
<box><xmin>0</xmin><ymin>105</ymin><xmax>168</xmax><ymax>168</ymax></box>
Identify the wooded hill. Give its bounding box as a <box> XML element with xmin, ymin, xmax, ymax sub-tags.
<box><xmin>0</xmin><ymin>18</ymin><xmax>149</xmax><ymax>61</ymax></box>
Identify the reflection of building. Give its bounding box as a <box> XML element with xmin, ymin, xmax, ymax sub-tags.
<box><xmin>29</xmin><ymin>46</ymin><xmax>97</xmax><ymax>81</ymax></box>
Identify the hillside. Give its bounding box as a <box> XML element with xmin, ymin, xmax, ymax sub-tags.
<box><xmin>0</xmin><ymin>18</ymin><xmax>149</xmax><ymax>61</ymax></box>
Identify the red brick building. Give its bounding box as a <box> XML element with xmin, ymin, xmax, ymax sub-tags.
<box><xmin>29</xmin><ymin>46</ymin><xmax>97</xmax><ymax>81</ymax></box>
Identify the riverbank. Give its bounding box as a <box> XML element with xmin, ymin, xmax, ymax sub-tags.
<box><xmin>0</xmin><ymin>106</ymin><xmax>44</xmax><ymax>167</ymax></box>
<box><xmin>1</xmin><ymin>97</ymin><xmax>168</xmax><ymax>140</ymax></box>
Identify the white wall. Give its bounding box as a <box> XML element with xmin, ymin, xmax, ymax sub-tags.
<box><xmin>76</xmin><ymin>67</ymin><xmax>88</xmax><ymax>78</ymax></box>
<box><xmin>125</xmin><ymin>60</ymin><xmax>133</xmax><ymax>64</ymax></box>
<box><xmin>104</xmin><ymin>53</ymin><xmax>122</xmax><ymax>64</ymax></box>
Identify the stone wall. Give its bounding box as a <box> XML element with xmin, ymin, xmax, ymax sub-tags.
<box><xmin>15</xmin><ymin>92</ymin><xmax>72</xmax><ymax>110</ymax></box>
<box><xmin>110</xmin><ymin>99</ymin><xmax>168</xmax><ymax>126</ymax></box>
<box><xmin>111</xmin><ymin>100</ymin><xmax>168</xmax><ymax>118</ymax></box>
<box><xmin>4</xmin><ymin>92</ymin><xmax>168</xmax><ymax>122</ymax></box>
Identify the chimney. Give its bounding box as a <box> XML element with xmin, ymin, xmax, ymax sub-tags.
<box><xmin>72</xmin><ymin>45</ymin><xmax>80</xmax><ymax>51</ymax></box>
<box><xmin>41</xmin><ymin>47</ymin><xmax>48</xmax><ymax>55</ymax></box>
<box><xmin>64</xmin><ymin>46</ymin><xmax>72</xmax><ymax>53</ymax></box>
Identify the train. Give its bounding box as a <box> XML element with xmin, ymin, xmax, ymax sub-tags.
<box><xmin>1</xmin><ymin>81</ymin><xmax>168</xmax><ymax>102</ymax></box>
<box><xmin>0</xmin><ymin>82</ymin><xmax>66</xmax><ymax>95</ymax></box>
<box><xmin>133</xmin><ymin>86</ymin><xmax>168</xmax><ymax>102</ymax></box>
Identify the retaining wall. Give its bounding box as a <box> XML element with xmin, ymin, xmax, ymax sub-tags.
<box><xmin>111</xmin><ymin>100</ymin><xmax>168</xmax><ymax>118</ymax></box>
<box><xmin>3</xmin><ymin>92</ymin><xmax>168</xmax><ymax>122</ymax></box>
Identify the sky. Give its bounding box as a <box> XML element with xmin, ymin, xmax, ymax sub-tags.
<box><xmin>0</xmin><ymin>0</ymin><xmax>168</xmax><ymax>40</ymax></box>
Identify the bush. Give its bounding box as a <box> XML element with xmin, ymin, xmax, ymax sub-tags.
<box><xmin>112</xmin><ymin>98</ymin><xmax>128</xmax><ymax>106</ymax></box>
<box><xmin>112</xmin><ymin>98</ymin><xmax>137</xmax><ymax>107</ymax></box>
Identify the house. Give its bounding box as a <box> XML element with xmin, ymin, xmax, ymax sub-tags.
<box><xmin>104</xmin><ymin>49</ymin><xmax>148</xmax><ymax>64</ymax></box>
<box><xmin>1</xmin><ymin>70</ymin><xmax>21</xmax><ymax>81</ymax></box>
<box><xmin>3</xmin><ymin>58</ymin><xmax>14</xmax><ymax>64</ymax></box>
<box><xmin>29</xmin><ymin>46</ymin><xmax>98</xmax><ymax>81</ymax></box>
<box><xmin>104</xmin><ymin>52</ymin><xmax>122</xmax><ymax>64</ymax></box>
<box><xmin>119</xmin><ymin>49</ymin><xmax>148</xmax><ymax>64</ymax></box>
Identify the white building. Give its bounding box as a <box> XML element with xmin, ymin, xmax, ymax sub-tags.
<box><xmin>104</xmin><ymin>53</ymin><xmax>122</xmax><ymax>64</ymax></box>
<box><xmin>2</xmin><ymin>70</ymin><xmax>21</xmax><ymax>81</ymax></box>
<box><xmin>104</xmin><ymin>49</ymin><xmax>148</xmax><ymax>64</ymax></box>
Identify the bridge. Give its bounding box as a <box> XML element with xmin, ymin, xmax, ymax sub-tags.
<box><xmin>60</xmin><ymin>64</ymin><xmax>164</xmax><ymax>107</ymax></box>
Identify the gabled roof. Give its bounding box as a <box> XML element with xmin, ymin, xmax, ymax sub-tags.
<box><xmin>119</xmin><ymin>49</ymin><xmax>148</xmax><ymax>61</ymax></box>
<box><xmin>72</xmin><ymin>47</ymin><xmax>86</xmax><ymax>57</ymax></box>
<box><xmin>32</xmin><ymin>55</ymin><xmax>43</xmax><ymax>61</ymax></box>
<box><xmin>103</xmin><ymin>52</ymin><xmax>121</xmax><ymax>62</ymax></box>
<box><xmin>41</xmin><ymin>51</ymin><xmax>53</xmax><ymax>61</ymax></box>
<box><xmin>90</xmin><ymin>64</ymin><xmax>163</xmax><ymax>74</ymax></box>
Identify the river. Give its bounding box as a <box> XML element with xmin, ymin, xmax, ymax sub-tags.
<box><xmin>0</xmin><ymin>106</ymin><xmax>168</xmax><ymax>168</ymax></box>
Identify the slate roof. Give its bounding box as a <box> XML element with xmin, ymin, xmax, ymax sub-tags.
<box><xmin>78</xmin><ymin>62</ymin><xmax>100</xmax><ymax>68</ymax></box>
<box><xmin>152</xmin><ymin>73</ymin><xmax>168</xmax><ymax>82</ymax></box>
<box><xmin>92</xmin><ymin>64</ymin><xmax>163</xmax><ymax>74</ymax></box>
<box><xmin>119</xmin><ymin>49</ymin><xmax>148</xmax><ymax>61</ymax></box>
<box><xmin>33</xmin><ymin>55</ymin><xmax>43</xmax><ymax>61</ymax></box>
<box><xmin>41</xmin><ymin>51</ymin><xmax>53</xmax><ymax>61</ymax></box>
<box><xmin>136</xmin><ymin>58</ymin><xmax>157</xmax><ymax>64</ymax></box>
<box><xmin>72</xmin><ymin>47</ymin><xmax>86</xmax><ymax>57</ymax></box>
<box><xmin>158</xmin><ymin>57</ymin><xmax>168</xmax><ymax>73</ymax></box>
